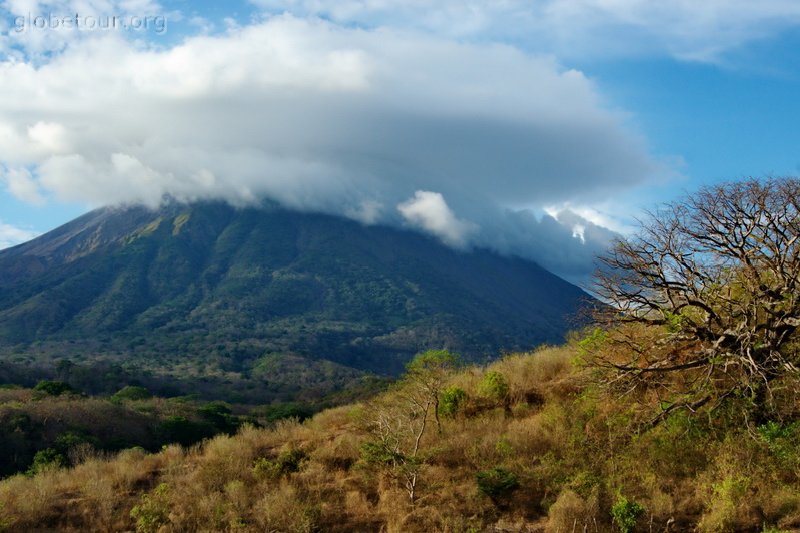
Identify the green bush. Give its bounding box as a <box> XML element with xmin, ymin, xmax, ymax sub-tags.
<box><xmin>758</xmin><ymin>421</ymin><xmax>799</xmax><ymax>463</ymax></box>
<box><xmin>54</xmin><ymin>431</ymin><xmax>98</xmax><ymax>455</ymax></box>
<box><xmin>478</xmin><ymin>371</ymin><xmax>509</xmax><ymax>403</ymax></box>
<box><xmin>112</xmin><ymin>385</ymin><xmax>152</xmax><ymax>402</ymax></box>
<box><xmin>255</xmin><ymin>402</ymin><xmax>315</xmax><ymax>424</ymax></box>
<box><xmin>26</xmin><ymin>448</ymin><xmax>66</xmax><ymax>476</ymax></box>
<box><xmin>157</xmin><ymin>416</ymin><xmax>211</xmax><ymax>447</ymax></box>
<box><xmin>440</xmin><ymin>386</ymin><xmax>467</xmax><ymax>418</ymax></box>
<box><xmin>253</xmin><ymin>448</ymin><xmax>308</xmax><ymax>479</ymax></box>
<box><xmin>405</xmin><ymin>349</ymin><xmax>461</xmax><ymax>375</ymax></box>
<box><xmin>476</xmin><ymin>467</ymin><xmax>519</xmax><ymax>502</ymax></box>
<box><xmin>611</xmin><ymin>495</ymin><xmax>645</xmax><ymax>533</ymax></box>
<box><xmin>130</xmin><ymin>483</ymin><xmax>171</xmax><ymax>533</ymax></box>
<box><xmin>33</xmin><ymin>380</ymin><xmax>77</xmax><ymax>396</ymax></box>
<box><xmin>198</xmin><ymin>401</ymin><xmax>238</xmax><ymax>433</ymax></box>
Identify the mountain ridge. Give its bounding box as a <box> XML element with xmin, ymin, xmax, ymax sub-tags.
<box><xmin>0</xmin><ymin>201</ymin><xmax>591</xmax><ymax>400</ymax></box>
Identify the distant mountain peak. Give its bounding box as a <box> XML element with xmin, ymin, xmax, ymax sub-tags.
<box><xmin>0</xmin><ymin>202</ymin><xmax>591</xmax><ymax>401</ymax></box>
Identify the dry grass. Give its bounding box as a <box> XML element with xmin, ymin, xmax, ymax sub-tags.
<box><xmin>1</xmin><ymin>346</ymin><xmax>799</xmax><ymax>532</ymax></box>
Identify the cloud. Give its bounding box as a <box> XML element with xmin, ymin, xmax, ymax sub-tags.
<box><xmin>252</xmin><ymin>0</ymin><xmax>800</xmax><ymax>62</ymax></box>
<box><xmin>398</xmin><ymin>191</ymin><xmax>476</xmax><ymax>248</ymax></box>
<box><xmin>0</xmin><ymin>13</ymin><xmax>666</xmax><ymax>281</ymax></box>
<box><xmin>345</xmin><ymin>199</ymin><xmax>383</xmax><ymax>225</ymax></box>
<box><xmin>2</xmin><ymin>166</ymin><xmax>44</xmax><ymax>204</ymax></box>
<box><xmin>0</xmin><ymin>16</ymin><xmax>662</xmax><ymax>202</ymax></box>
<box><xmin>0</xmin><ymin>220</ymin><xmax>38</xmax><ymax>249</ymax></box>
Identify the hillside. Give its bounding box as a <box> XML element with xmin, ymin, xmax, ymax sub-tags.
<box><xmin>2</xmin><ymin>345</ymin><xmax>799</xmax><ymax>532</ymax></box>
<box><xmin>0</xmin><ymin>202</ymin><xmax>589</xmax><ymax>402</ymax></box>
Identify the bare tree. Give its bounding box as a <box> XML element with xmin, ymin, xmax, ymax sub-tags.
<box><xmin>592</xmin><ymin>177</ymin><xmax>800</xmax><ymax>422</ymax></box>
<box><xmin>361</xmin><ymin>385</ymin><xmax>432</xmax><ymax>503</ymax></box>
<box><xmin>358</xmin><ymin>350</ymin><xmax>460</xmax><ymax>502</ymax></box>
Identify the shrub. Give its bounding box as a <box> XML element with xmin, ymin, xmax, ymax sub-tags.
<box><xmin>158</xmin><ymin>415</ymin><xmax>211</xmax><ymax>446</ymax></box>
<box><xmin>111</xmin><ymin>385</ymin><xmax>152</xmax><ymax>402</ymax></box>
<box><xmin>547</xmin><ymin>489</ymin><xmax>600</xmax><ymax>533</ymax></box>
<box><xmin>26</xmin><ymin>448</ymin><xmax>65</xmax><ymax>476</ymax></box>
<box><xmin>130</xmin><ymin>483</ymin><xmax>171</xmax><ymax>533</ymax></box>
<box><xmin>33</xmin><ymin>380</ymin><xmax>77</xmax><ymax>396</ymax></box>
<box><xmin>611</xmin><ymin>495</ymin><xmax>645</xmax><ymax>533</ymax></box>
<box><xmin>758</xmin><ymin>421</ymin><xmax>800</xmax><ymax>464</ymax></box>
<box><xmin>478</xmin><ymin>371</ymin><xmax>509</xmax><ymax>404</ymax></box>
<box><xmin>698</xmin><ymin>476</ymin><xmax>753</xmax><ymax>532</ymax></box>
<box><xmin>253</xmin><ymin>448</ymin><xmax>308</xmax><ymax>479</ymax></box>
<box><xmin>256</xmin><ymin>402</ymin><xmax>315</xmax><ymax>424</ymax></box>
<box><xmin>440</xmin><ymin>386</ymin><xmax>467</xmax><ymax>418</ymax></box>
<box><xmin>198</xmin><ymin>401</ymin><xmax>238</xmax><ymax>433</ymax></box>
<box><xmin>476</xmin><ymin>467</ymin><xmax>519</xmax><ymax>502</ymax></box>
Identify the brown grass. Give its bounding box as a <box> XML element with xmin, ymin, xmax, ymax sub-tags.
<box><xmin>1</xmin><ymin>345</ymin><xmax>799</xmax><ymax>532</ymax></box>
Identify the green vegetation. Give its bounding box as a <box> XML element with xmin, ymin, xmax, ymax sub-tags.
<box><xmin>475</xmin><ymin>467</ymin><xmax>520</xmax><ymax>502</ymax></box>
<box><xmin>610</xmin><ymin>495</ymin><xmax>645</xmax><ymax>533</ymax></box>
<box><xmin>112</xmin><ymin>385</ymin><xmax>152</xmax><ymax>402</ymax></box>
<box><xmin>0</xmin><ymin>375</ymin><xmax>381</xmax><ymax>479</ymax></box>
<box><xmin>478</xmin><ymin>370</ymin><xmax>509</xmax><ymax>403</ymax></box>
<box><xmin>439</xmin><ymin>385</ymin><xmax>467</xmax><ymax>418</ymax></box>
<box><xmin>32</xmin><ymin>380</ymin><xmax>77</xmax><ymax>396</ymax></box>
<box><xmin>252</xmin><ymin>448</ymin><xmax>307</xmax><ymax>479</ymax></box>
<box><xmin>130</xmin><ymin>483</ymin><xmax>171</xmax><ymax>533</ymax></box>
<box><xmin>0</xmin><ymin>201</ymin><xmax>587</xmax><ymax>404</ymax></box>
<box><xmin>25</xmin><ymin>449</ymin><xmax>65</xmax><ymax>476</ymax></box>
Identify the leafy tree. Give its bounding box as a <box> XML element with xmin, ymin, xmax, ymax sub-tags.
<box><xmin>198</xmin><ymin>401</ymin><xmax>239</xmax><ymax>433</ymax></box>
<box><xmin>54</xmin><ymin>359</ymin><xmax>75</xmax><ymax>381</ymax></box>
<box><xmin>255</xmin><ymin>402</ymin><xmax>315</xmax><ymax>424</ymax></box>
<box><xmin>111</xmin><ymin>385</ymin><xmax>152</xmax><ymax>402</ymax></box>
<box><xmin>359</xmin><ymin>349</ymin><xmax>460</xmax><ymax>502</ymax></box>
<box><xmin>157</xmin><ymin>416</ymin><xmax>211</xmax><ymax>447</ymax></box>
<box><xmin>593</xmin><ymin>178</ymin><xmax>800</xmax><ymax>422</ymax></box>
<box><xmin>33</xmin><ymin>380</ymin><xmax>77</xmax><ymax>396</ymax></box>
<box><xmin>405</xmin><ymin>349</ymin><xmax>461</xmax><ymax>433</ymax></box>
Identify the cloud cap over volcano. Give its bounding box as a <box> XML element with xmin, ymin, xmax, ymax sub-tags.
<box><xmin>0</xmin><ymin>13</ymin><xmax>670</xmax><ymax>280</ymax></box>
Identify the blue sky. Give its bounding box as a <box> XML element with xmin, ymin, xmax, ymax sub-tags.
<box><xmin>1</xmin><ymin>0</ymin><xmax>799</xmax><ymax>280</ymax></box>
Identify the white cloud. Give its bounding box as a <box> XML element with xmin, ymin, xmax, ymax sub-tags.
<box><xmin>0</xmin><ymin>13</ymin><xmax>669</xmax><ymax>280</ymax></box>
<box><xmin>0</xmin><ymin>220</ymin><xmax>38</xmax><ymax>249</ymax></box>
<box><xmin>252</xmin><ymin>0</ymin><xmax>800</xmax><ymax>62</ymax></box>
<box><xmin>398</xmin><ymin>191</ymin><xmax>476</xmax><ymax>248</ymax></box>
<box><xmin>0</xmin><ymin>16</ymin><xmax>663</xmax><ymax>206</ymax></box>
<box><xmin>545</xmin><ymin>203</ymin><xmax>636</xmax><ymax>235</ymax></box>
<box><xmin>27</xmin><ymin>121</ymin><xmax>69</xmax><ymax>154</ymax></box>
<box><xmin>345</xmin><ymin>199</ymin><xmax>383</xmax><ymax>225</ymax></box>
<box><xmin>2</xmin><ymin>166</ymin><xmax>44</xmax><ymax>204</ymax></box>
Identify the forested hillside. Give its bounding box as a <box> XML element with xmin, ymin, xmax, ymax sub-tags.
<box><xmin>0</xmin><ymin>202</ymin><xmax>588</xmax><ymax>403</ymax></box>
